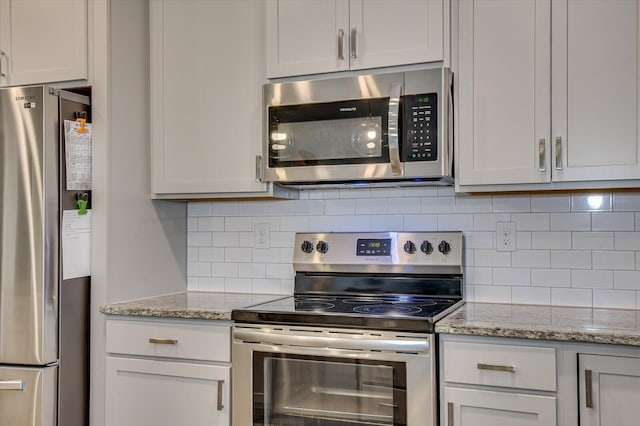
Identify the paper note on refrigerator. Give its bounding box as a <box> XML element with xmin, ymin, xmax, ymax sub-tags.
<box><xmin>62</xmin><ymin>209</ymin><xmax>91</xmax><ymax>279</ymax></box>
<box><xmin>64</xmin><ymin>119</ymin><xmax>92</xmax><ymax>190</ymax></box>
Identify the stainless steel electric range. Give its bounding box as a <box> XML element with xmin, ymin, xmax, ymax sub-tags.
<box><xmin>232</xmin><ymin>231</ymin><xmax>464</xmax><ymax>426</ymax></box>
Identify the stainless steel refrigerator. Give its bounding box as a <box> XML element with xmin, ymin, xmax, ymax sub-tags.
<box><xmin>0</xmin><ymin>86</ymin><xmax>90</xmax><ymax>426</ymax></box>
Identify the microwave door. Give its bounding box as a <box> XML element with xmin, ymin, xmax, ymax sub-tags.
<box><xmin>387</xmin><ymin>82</ymin><xmax>403</xmax><ymax>176</ymax></box>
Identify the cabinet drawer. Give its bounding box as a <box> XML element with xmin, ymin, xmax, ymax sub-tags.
<box><xmin>443</xmin><ymin>341</ymin><xmax>556</xmax><ymax>391</ymax></box>
<box><xmin>106</xmin><ymin>319</ymin><xmax>230</xmax><ymax>362</ymax></box>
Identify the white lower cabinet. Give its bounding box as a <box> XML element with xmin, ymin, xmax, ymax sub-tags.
<box><xmin>105</xmin><ymin>317</ymin><xmax>231</xmax><ymax>426</ymax></box>
<box><xmin>578</xmin><ymin>354</ymin><xmax>640</xmax><ymax>426</ymax></box>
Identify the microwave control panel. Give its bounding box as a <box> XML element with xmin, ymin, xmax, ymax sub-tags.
<box><xmin>404</xmin><ymin>93</ymin><xmax>437</xmax><ymax>162</ymax></box>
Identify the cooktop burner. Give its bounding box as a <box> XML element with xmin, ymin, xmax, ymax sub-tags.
<box><xmin>352</xmin><ymin>304</ymin><xmax>423</xmax><ymax>315</ymax></box>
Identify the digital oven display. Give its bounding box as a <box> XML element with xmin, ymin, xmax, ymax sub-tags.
<box><xmin>356</xmin><ymin>239</ymin><xmax>391</xmax><ymax>256</ymax></box>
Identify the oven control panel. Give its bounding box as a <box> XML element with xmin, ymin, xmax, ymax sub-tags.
<box><xmin>294</xmin><ymin>232</ymin><xmax>463</xmax><ymax>274</ymax></box>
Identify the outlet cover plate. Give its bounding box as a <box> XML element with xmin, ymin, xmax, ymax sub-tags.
<box><xmin>496</xmin><ymin>221</ymin><xmax>516</xmax><ymax>252</ymax></box>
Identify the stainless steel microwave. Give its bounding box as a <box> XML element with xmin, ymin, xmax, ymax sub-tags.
<box><xmin>261</xmin><ymin>67</ymin><xmax>453</xmax><ymax>187</ymax></box>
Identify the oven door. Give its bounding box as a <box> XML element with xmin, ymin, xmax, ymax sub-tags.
<box><xmin>232</xmin><ymin>325</ymin><xmax>435</xmax><ymax>426</ymax></box>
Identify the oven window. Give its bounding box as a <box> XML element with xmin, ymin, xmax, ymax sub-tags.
<box><xmin>253</xmin><ymin>353</ymin><xmax>407</xmax><ymax>426</ymax></box>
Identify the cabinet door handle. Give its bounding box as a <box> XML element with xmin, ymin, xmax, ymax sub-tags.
<box><xmin>388</xmin><ymin>81</ymin><xmax>403</xmax><ymax>176</ymax></box>
<box><xmin>538</xmin><ymin>138</ymin><xmax>546</xmax><ymax>172</ymax></box>
<box><xmin>0</xmin><ymin>379</ymin><xmax>24</xmax><ymax>390</ymax></box>
<box><xmin>338</xmin><ymin>28</ymin><xmax>345</xmax><ymax>60</ymax></box>
<box><xmin>217</xmin><ymin>380</ymin><xmax>224</xmax><ymax>411</ymax></box>
<box><xmin>585</xmin><ymin>369</ymin><xmax>593</xmax><ymax>408</ymax></box>
<box><xmin>0</xmin><ymin>51</ymin><xmax>6</xmax><ymax>78</ymax></box>
<box><xmin>477</xmin><ymin>363</ymin><xmax>516</xmax><ymax>373</ymax></box>
<box><xmin>447</xmin><ymin>402</ymin><xmax>454</xmax><ymax>426</ymax></box>
<box><xmin>555</xmin><ymin>136</ymin><xmax>563</xmax><ymax>170</ymax></box>
<box><xmin>351</xmin><ymin>27</ymin><xmax>358</xmax><ymax>59</ymax></box>
<box><xmin>148</xmin><ymin>337</ymin><xmax>178</xmax><ymax>344</ymax></box>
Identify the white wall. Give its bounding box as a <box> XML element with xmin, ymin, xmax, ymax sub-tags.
<box><xmin>187</xmin><ymin>187</ymin><xmax>640</xmax><ymax>309</ymax></box>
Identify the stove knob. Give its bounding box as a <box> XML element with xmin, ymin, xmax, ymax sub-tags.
<box><xmin>438</xmin><ymin>240</ymin><xmax>451</xmax><ymax>255</ymax></box>
<box><xmin>403</xmin><ymin>241</ymin><xmax>416</xmax><ymax>254</ymax></box>
<box><xmin>301</xmin><ymin>240</ymin><xmax>314</xmax><ymax>254</ymax></box>
<box><xmin>420</xmin><ymin>240</ymin><xmax>434</xmax><ymax>255</ymax></box>
<box><xmin>316</xmin><ymin>241</ymin><xmax>329</xmax><ymax>254</ymax></box>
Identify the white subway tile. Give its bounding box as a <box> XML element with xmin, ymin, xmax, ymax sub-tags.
<box><xmin>492</xmin><ymin>196</ymin><xmax>530</xmax><ymax>213</ymax></box>
<box><xmin>592</xmin><ymin>251</ymin><xmax>635</xmax><ymax>270</ymax></box>
<box><xmin>265</xmin><ymin>200</ymin><xmax>301</xmax><ymax>216</ymax></box>
<box><xmin>438</xmin><ymin>187</ymin><xmax>455</xmax><ymax>196</ymax></box>
<box><xmin>307</xmin><ymin>190</ymin><xmax>326</xmax><ymax>200</ymax></box>
<box><xmin>280</xmin><ymin>247</ymin><xmax>294</xmax><ymax>263</ymax></box>
<box><xmin>493</xmin><ymin>267</ymin><xmax>530</xmax><ymax>286</ymax></box>
<box><xmin>237</xmin><ymin>201</ymin><xmax>267</xmax><ymax>217</ymax></box>
<box><xmin>188</xmin><ymin>261</ymin><xmax>211</xmax><ymax>277</ymax></box>
<box><xmin>403</xmin><ymin>214</ymin><xmax>438</xmax><ymax>231</ymax></box>
<box><xmin>225</xmin><ymin>217</ymin><xmax>253</xmax><ymax>232</ymax></box>
<box><xmin>188</xmin><ymin>232</ymin><xmax>212</xmax><ymax>247</ymax></box>
<box><xmin>474</xmin><ymin>250</ymin><xmax>511</xmax><ymax>267</ymax></box>
<box><xmin>473</xmin><ymin>213</ymin><xmax>510</xmax><ymax>231</ymax></box>
<box><xmin>438</xmin><ymin>214</ymin><xmax>474</xmax><ymax>231</ymax></box>
<box><xmin>637</xmin><ymin>252</ymin><xmax>640</xmax><ymax>270</ymax></box>
<box><xmin>512</xmin><ymin>250</ymin><xmax>550</xmax><ymax>268</ymax></box>
<box><xmin>614</xmin><ymin>271</ymin><xmax>640</xmax><ymax>290</ymax></box>
<box><xmin>464</xmin><ymin>232</ymin><xmax>494</xmax><ymax>249</ymax></box>
<box><xmin>187</xmin><ymin>277</ymin><xmax>199</xmax><ymax>291</ymax></box>
<box><xmin>464</xmin><ymin>249</ymin><xmax>475</xmax><ymax>267</ymax></box>
<box><xmin>615</xmin><ymin>232</ymin><xmax>640</xmax><ymax>250</ymax></box>
<box><xmin>238</xmin><ymin>263</ymin><xmax>266</xmax><ymax>279</ymax></box>
<box><xmin>198</xmin><ymin>277</ymin><xmax>225</xmax><ymax>292</ymax></box>
<box><xmin>512</xmin><ymin>287</ymin><xmax>551</xmax><ymax>305</ymax></box>
<box><xmin>187</xmin><ymin>202</ymin><xmax>212</xmax><ymax>217</ymax></box>
<box><xmin>370</xmin><ymin>188</ymin><xmax>403</xmax><ymax>198</ymax></box>
<box><xmin>571</xmin><ymin>194</ymin><xmax>612</xmax><ymax>212</ymax></box>
<box><xmin>199</xmin><ymin>217</ymin><xmax>226</xmax><ymax>232</ymax></box>
<box><xmin>211</xmin><ymin>263</ymin><xmax>238</xmax><ymax>278</ymax></box>
<box><xmin>572</xmin><ymin>232</ymin><xmax>614</xmax><ymax>250</ymax></box>
<box><xmin>279</xmin><ymin>216</ymin><xmax>309</xmax><ymax>232</ymax></box>
<box><xmin>322</xmin><ymin>189</ymin><xmax>341</xmax><ymax>199</ymax></box>
<box><xmin>387</xmin><ymin>197</ymin><xmax>420</xmax><ymax>214</ymax></box>
<box><xmin>464</xmin><ymin>284</ymin><xmax>475</xmax><ymax>301</ymax></box>
<box><xmin>198</xmin><ymin>247</ymin><xmax>225</xmax><ymax>262</ymax></box>
<box><xmin>252</xmin><ymin>248</ymin><xmax>281</xmax><ymax>263</ymax></box>
<box><xmin>308</xmin><ymin>216</ymin><xmax>340</xmax><ymax>232</ymax></box>
<box><xmin>511</xmin><ymin>213</ymin><xmax>550</xmax><ymax>231</ymax></box>
<box><xmin>293</xmin><ymin>200</ymin><xmax>328</xmax><ymax>216</ymax></box>
<box><xmin>297</xmin><ymin>191</ymin><xmax>310</xmax><ymax>200</ymax></box>
<box><xmin>238</xmin><ymin>232</ymin><xmax>254</xmax><ymax>248</ymax></box>
<box><xmin>212</xmin><ymin>232</ymin><xmax>239</xmax><ymax>247</ymax></box>
<box><xmin>371</xmin><ymin>215</ymin><xmax>404</xmax><ymax>232</ymax></box>
<box><xmin>266</xmin><ymin>263</ymin><xmax>295</xmax><ymax>280</ymax></box>
<box><xmin>187</xmin><ymin>247</ymin><xmax>198</xmax><ymax>262</ymax></box>
<box><xmin>225</xmin><ymin>247</ymin><xmax>252</xmax><ymax>262</ymax></box>
<box><xmin>550</xmin><ymin>250</ymin><xmax>591</xmax><ymax>269</ymax></box>
<box><xmin>531</xmin><ymin>232</ymin><xmax>571</xmax><ymax>249</ymax></box>
<box><xmin>531</xmin><ymin>195</ymin><xmax>570</xmax><ymax>212</ymax></box>
<box><xmin>340</xmin><ymin>188</ymin><xmax>371</xmax><ymax>199</ymax></box>
<box><xmin>338</xmin><ymin>215</ymin><xmax>371</xmax><ymax>231</ymax></box>
<box><xmin>637</xmin><ymin>291</ymin><xmax>640</xmax><ymax>309</ymax></box>
<box><xmin>531</xmin><ymin>268</ymin><xmax>571</xmax><ymax>288</ymax></box>
<box><xmin>636</xmin><ymin>212</ymin><xmax>640</xmax><ymax>230</ymax></box>
<box><xmin>403</xmin><ymin>187</ymin><xmax>438</xmax><ymax>197</ymax></box>
<box><xmin>325</xmin><ymin>199</ymin><xmax>356</xmax><ymax>215</ymax></box>
<box><xmin>613</xmin><ymin>193</ymin><xmax>640</xmax><ymax>211</ymax></box>
<box><xmin>356</xmin><ymin>198</ymin><xmax>388</xmax><ymax>215</ymax></box>
<box><xmin>551</xmin><ymin>288</ymin><xmax>592</xmax><ymax>307</ymax></box>
<box><xmin>421</xmin><ymin>196</ymin><xmax>455</xmax><ymax>213</ymax></box>
<box><xmin>593</xmin><ymin>289</ymin><xmax>636</xmax><ymax>309</ymax></box>
<box><xmin>224</xmin><ymin>278</ymin><xmax>252</xmax><ymax>293</ymax></box>
<box><xmin>474</xmin><ymin>285</ymin><xmax>512</xmax><ymax>303</ymax></box>
<box><xmin>455</xmin><ymin>196</ymin><xmax>492</xmax><ymax>213</ymax></box>
<box><xmin>269</xmin><ymin>231</ymin><xmax>296</xmax><ymax>248</ymax></box>
<box><xmin>188</xmin><ymin>218</ymin><xmax>198</xmax><ymax>232</ymax></box>
<box><xmin>252</xmin><ymin>216</ymin><xmax>280</xmax><ymax>230</ymax></box>
<box><xmin>592</xmin><ymin>212</ymin><xmax>635</xmax><ymax>231</ymax></box>
<box><xmin>571</xmin><ymin>270</ymin><xmax>613</xmax><ymax>289</ymax></box>
<box><xmin>251</xmin><ymin>279</ymin><xmax>283</xmax><ymax>294</ymax></box>
<box><xmin>550</xmin><ymin>213</ymin><xmax>591</xmax><ymax>231</ymax></box>
<box><xmin>516</xmin><ymin>232</ymin><xmax>532</xmax><ymax>249</ymax></box>
<box><xmin>464</xmin><ymin>267</ymin><xmax>493</xmax><ymax>285</ymax></box>
<box><xmin>281</xmin><ymin>279</ymin><xmax>295</xmax><ymax>294</ymax></box>
<box><xmin>210</xmin><ymin>202</ymin><xmax>239</xmax><ymax>216</ymax></box>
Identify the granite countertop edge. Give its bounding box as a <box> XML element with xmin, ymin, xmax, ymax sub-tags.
<box><xmin>99</xmin><ymin>305</ymin><xmax>233</xmax><ymax>320</ymax></box>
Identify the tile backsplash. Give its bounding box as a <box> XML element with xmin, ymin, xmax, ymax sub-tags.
<box><xmin>187</xmin><ymin>187</ymin><xmax>640</xmax><ymax>309</ymax></box>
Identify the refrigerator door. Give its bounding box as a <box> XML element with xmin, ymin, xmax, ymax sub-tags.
<box><xmin>0</xmin><ymin>86</ymin><xmax>58</xmax><ymax>365</ymax></box>
<box><xmin>0</xmin><ymin>365</ymin><xmax>57</xmax><ymax>426</ymax></box>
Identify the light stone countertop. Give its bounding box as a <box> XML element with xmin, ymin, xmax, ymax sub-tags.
<box><xmin>435</xmin><ymin>302</ymin><xmax>640</xmax><ymax>347</ymax></box>
<box><xmin>99</xmin><ymin>291</ymin><xmax>288</xmax><ymax>320</ymax></box>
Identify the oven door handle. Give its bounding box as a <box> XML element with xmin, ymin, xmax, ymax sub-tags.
<box><xmin>388</xmin><ymin>81</ymin><xmax>403</xmax><ymax>176</ymax></box>
<box><xmin>234</xmin><ymin>329</ymin><xmax>429</xmax><ymax>352</ymax></box>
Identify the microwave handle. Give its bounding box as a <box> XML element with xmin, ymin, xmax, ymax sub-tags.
<box><xmin>388</xmin><ymin>82</ymin><xmax>403</xmax><ymax>176</ymax></box>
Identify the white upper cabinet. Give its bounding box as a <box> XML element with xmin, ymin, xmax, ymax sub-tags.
<box><xmin>0</xmin><ymin>0</ymin><xmax>87</xmax><ymax>87</ymax></box>
<box><xmin>266</xmin><ymin>0</ymin><xmax>444</xmax><ymax>78</ymax></box>
<box><xmin>457</xmin><ymin>0</ymin><xmax>640</xmax><ymax>189</ymax></box>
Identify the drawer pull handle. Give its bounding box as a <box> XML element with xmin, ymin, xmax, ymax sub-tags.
<box><xmin>477</xmin><ymin>363</ymin><xmax>516</xmax><ymax>373</ymax></box>
<box><xmin>148</xmin><ymin>338</ymin><xmax>178</xmax><ymax>345</ymax></box>
<box><xmin>585</xmin><ymin>369</ymin><xmax>593</xmax><ymax>408</ymax></box>
<box><xmin>217</xmin><ymin>380</ymin><xmax>224</xmax><ymax>411</ymax></box>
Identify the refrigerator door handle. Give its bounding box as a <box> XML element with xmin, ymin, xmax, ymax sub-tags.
<box><xmin>0</xmin><ymin>378</ymin><xmax>25</xmax><ymax>390</ymax></box>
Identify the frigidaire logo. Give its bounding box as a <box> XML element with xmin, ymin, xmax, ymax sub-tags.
<box><xmin>340</xmin><ymin>107</ymin><xmax>357</xmax><ymax>112</ymax></box>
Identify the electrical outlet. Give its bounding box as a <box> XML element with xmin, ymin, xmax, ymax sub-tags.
<box><xmin>496</xmin><ymin>222</ymin><xmax>516</xmax><ymax>252</ymax></box>
<box><xmin>254</xmin><ymin>223</ymin><xmax>269</xmax><ymax>249</ymax></box>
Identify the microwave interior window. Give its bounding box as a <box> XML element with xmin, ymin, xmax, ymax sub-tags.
<box><xmin>269</xmin><ymin>98</ymin><xmax>390</xmax><ymax>167</ymax></box>
<box><xmin>253</xmin><ymin>353</ymin><xmax>407</xmax><ymax>426</ymax></box>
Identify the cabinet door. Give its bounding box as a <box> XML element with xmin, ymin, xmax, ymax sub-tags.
<box><xmin>106</xmin><ymin>357</ymin><xmax>230</xmax><ymax>426</ymax></box>
<box><xmin>457</xmin><ymin>0</ymin><xmax>551</xmax><ymax>186</ymax></box>
<box><xmin>349</xmin><ymin>0</ymin><xmax>443</xmax><ymax>71</ymax></box>
<box><xmin>0</xmin><ymin>0</ymin><xmax>87</xmax><ymax>86</ymax></box>
<box><xmin>444</xmin><ymin>387</ymin><xmax>556</xmax><ymax>426</ymax></box>
<box><xmin>266</xmin><ymin>0</ymin><xmax>350</xmax><ymax>78</ymax></box>
<box><xmin>579</xmin><ymin>354</ymin><xmax>640</xmax><ymax>426</ymax></box>
<box><xmin>552</xmin><ymin>0</ymin><xmax>640</xmax><ymax>182</ymax></box>
<box><xmin>150</xmin><ymin>0</ymin><xmax>271</xmax><ymax>196</ymax></box>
